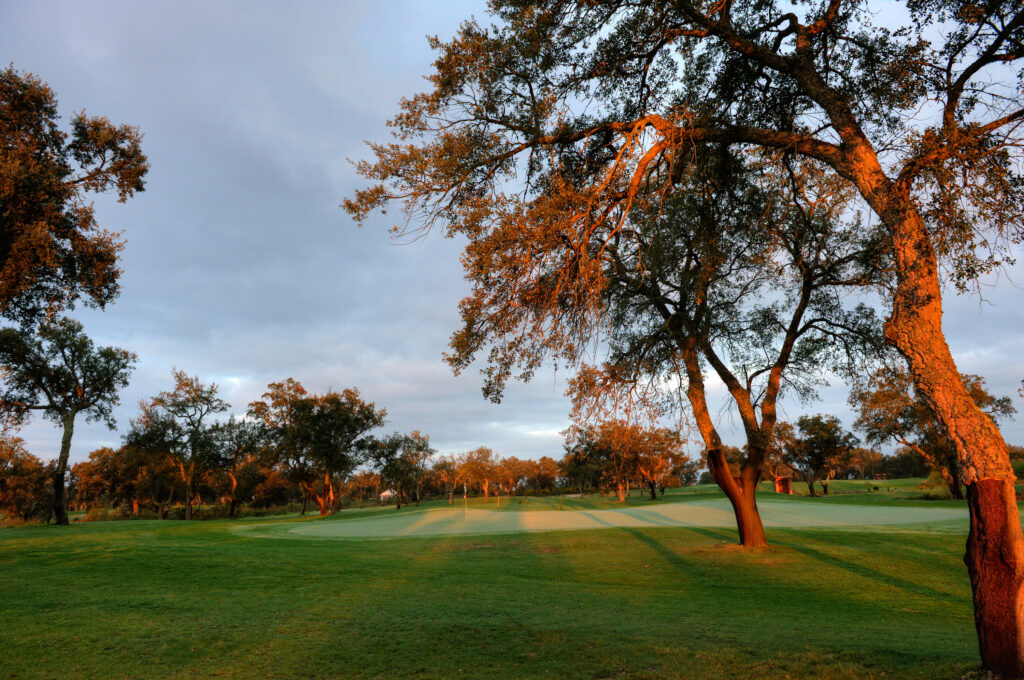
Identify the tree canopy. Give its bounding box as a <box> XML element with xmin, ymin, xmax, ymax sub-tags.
<box><xmin>126</xmin><ymin>370</ymin><xmax>228</xmax><ymax>521</ymax></box>
<box><xmin>0</xmin><ymin>67</ymin><xmax>148</xmax><ymax>324</ymax></box>
<box><xmin>0</xmin><ymin>317</ymin><xmax>135</xmax><ymax>523</ymax></box>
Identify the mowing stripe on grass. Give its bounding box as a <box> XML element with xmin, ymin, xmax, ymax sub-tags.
<box><xmin>236</xmin><ymin>498</ymin><xmax>984</xmax><ymax>540</ymax></box>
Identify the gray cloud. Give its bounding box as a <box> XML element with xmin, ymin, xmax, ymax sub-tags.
<box><xmin>2</xmin><ymin>1</ymin><xmax>1021</xmax><ymax>467</ymax></box>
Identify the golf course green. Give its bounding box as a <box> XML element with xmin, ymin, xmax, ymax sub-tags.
<box><xmin>0</xmin><ymin>487</ymin><xmax>1005</xmax><ymax>679</ymax></box>
<box><xmin>252</xmin><ymin>497</ymin><xmax>972</xmax><ymax>540</ymax></box>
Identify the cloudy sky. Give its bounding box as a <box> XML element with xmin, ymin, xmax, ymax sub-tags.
<box><xmin>2</xmin><ymin>1</ymin><xmax>1022</xmax><ymax>466</ymax></box>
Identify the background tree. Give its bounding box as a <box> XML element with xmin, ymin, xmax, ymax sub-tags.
<box><xmin>0</xmin><ymin>67</ymin><xmax>148</xmax><ymax>324</ymax></box>
<box><xmin>210</xmin><ymin>417</ymin><xmax>266</xmax><ymax>518</ymax></box>
<box><xmin>345</xmin><ymin>2</ymin><xmax>1024</xmax><ymax>669</ymax></box>
<box><xmin>559</xmin><ymin>443</ymin><xmax>602</xmax><ymax>495</ymax></box>
<box><xmin>564</xmin><ymin>421</ymin><xmax>656</xmax><ymax>502</ymax></box>
<box><xmin>71</xmin><ymin>445</ymin><xmax>179</xmax><ymax>517</ymax></box>
<box><xmin>0</xmin><ymin>317</ymin><xmax>135</xmax><ymax>524</ymax></box>
<box><xmin>342</xmin><ymin>470</ymin><xmax>381</xmax><ymax>504</ymax></box>
<box><xmin>370</xmin><ymin>431</ymin><xmax>435</xmax><ymax>507</ymax></box>
<box><xmin>126</xmin><ymin>370</ymin><xmax>228</xmax><ymax>520</ymax></box>
<box><xmin>845</xmin><ymin>447</ymin><xmax>885</xmax><ymax>481</ymax></box>
<box><xmin>431</xmin><ymin>453</ymin><xmax>465</xmax><ymax>504</ymax></box>
<box><xmin>247</xmin><ymin>379</ymin><xmax>313</xmax><ymax>513</ymax></box>
<box><xmin>495</xmin><ymin>456</ymin><xmax>525</xmax><ymax>499</ymax></box>
<box><xmin>461</xmin><ymin>447</ymin><xmax>497</xmax><ymax>502</ymax></box>
<box><xmin>634</xmin><ymin>427</ymin><xmax>685</xmax><ymax>499</ymax></box>
<box><xmin>851</xmin><ymin>367</ymin><xmax>1016</xmax><ymax>499</ymax></box>
<box><xmin>781</xmin><ymin>416</ymin><xmax>859</xmax><ymax>496</ymax></box>
<box><xmin>673</xmin><ymin>457</ymin><xmax>701</xmax><ymax>487</ymax></box>
<box><xmin>286</xmin><ymin>389</ymin><xmax>385</xmax><ymax>515</ymax></box>
<box><xmin>0</xmin><ymin>435</ymin><xmax>53</xmax><ymax>522</ymax></box>
<box><xmin>528</xmin><ymin>456</ymin><xmax>560</xmax><ymax>494</ymax></box>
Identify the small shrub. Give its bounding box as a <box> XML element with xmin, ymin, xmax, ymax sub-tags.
<box><xmin>84</xmin><ymin>507</ymin><xmax>115</xmax><ymax>522</ymax></box>
<box><xmin>922</xmin><ymin>470</ymin><xmax>947</xmax><ymax>489</ymax></box>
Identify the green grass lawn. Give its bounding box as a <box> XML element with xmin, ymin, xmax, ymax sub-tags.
<box><xmin>0</xmin><ymin>488</ymin><xmax>987</xmax><ymax>679</ymax></box>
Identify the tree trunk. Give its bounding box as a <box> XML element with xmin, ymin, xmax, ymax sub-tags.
<box><xmin>300</xmin><ymin>481</ymin><xmax>328</xmax><ymax>516</ymax></box>
<box><xmin>483</xmin><ymin>479</ymin><xmax>490</xmax><ymax>502</ymax></box>
<box><xmin>805</xmin><ymin>476</ymin><xmax>817</xmax><ymax>497</ymax></box>
<box><xmin>227</xmin><ymin>471</ymin><xmax>238</xmax><ymax>517</ymax></box>
<box><xmin>52</xmin><ymin>413</ymin><xmax>76</xmax><ymax>525</ymax></box>
<box><xmin>708</xmin><ymin>448</ymin><xmax>767</xmax><ymax>548</ymax></box>
<box><xmin>941</xmin><ymin>466</ymin><xmax>964</xmax><ymax>500</ymax></box>
<box><xmin>184</xmin><ymin>473</ymin><xmax>193</xmax><ymax>521</ymax></box>
<box><xmin>648</xmin><ymin>481</ymin><xmax>658</xmax><ymax>499</ymax></box>
<box><xmin>160</xmin><ymin>486</ymin><xmax>174</xmax><ymax>519</ymax></box>
<box><xmin>965</xmin><ymin>479</ymin><xmax>1024</xmax><ymax>678</ymax></box>
<box><xmin>616</xmin><ymin>481</ymin><xmax>626</xmax><ymax>503</ymax></box>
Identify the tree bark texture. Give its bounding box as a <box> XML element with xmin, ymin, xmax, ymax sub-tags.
<box><xmin>708</xmin><ymin>448</ymin><xmax>767</xmax><ymax>548</ymax></box>
<box><xmin>52</xmin><ymin>413</ymin><xmax>75</xmax><ymax>525</ymax></box>
<box><xmin>966</xmin><ymin>479</ymin><xmax>1024</xmax><ymax>678</ymax></box>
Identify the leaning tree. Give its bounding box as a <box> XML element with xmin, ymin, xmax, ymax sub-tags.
<box><xmin>0</xmin><ymin>317</ymin><xmax>135</xmax><ymax>524</ymax></box>
<box><xmin>346</xmin><ymin>1</ymin><xmax>1024</xmax><ymax>671</ymax></box>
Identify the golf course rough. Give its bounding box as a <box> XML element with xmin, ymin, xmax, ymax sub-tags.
<box><xmin>239</xmin><ymin>498</ymin><xmax>974</xmax><ymax>540</ymax></box>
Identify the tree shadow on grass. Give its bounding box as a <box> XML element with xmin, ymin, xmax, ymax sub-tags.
<box><xmin>621</xmin><ymin>525</ymin><xmax>961</xmax><ymax>606</ymax></box>
<box><xmin>769</xmin><ymin>535</ymin><xmax>963</xmax><ymax>605</ymax></box>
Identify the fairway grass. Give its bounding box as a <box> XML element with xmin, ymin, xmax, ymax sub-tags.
<box><xmin>0</xmin><ymin>491</ymin><xmax>989</xmax><ymax>679</ymax></box>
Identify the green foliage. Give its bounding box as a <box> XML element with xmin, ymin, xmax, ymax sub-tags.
<box><xmin>0</xmin><ymin>67</ymin><xmax>148</xmax><ymax>323</ymax></box>
<box><xmin>129</xmin><ymin>370</ymin><xmax>228</xmax><ymax>458</ymax></box>
<box><xmin>248</xmin><ymin>381</ymin><xmax>385</xmax><ymax>509</ymax></box>
<box><xmin>288</xmin><ymin>389</ymin><xmax>385</xmax><ymax>481</ymax></box>
<box><xmin>0</xmin><ymin>436</ymin><xmax>53</xmax><ymax>523</ymax></box>
<box><xmin>0</xmin><ymin>317</ymin><xmax>136</xmax><ymax>430</ymax></box>
<box><xmin>0</xmin><ymin>317</ymin><xmax>136</xmax><ymax>522</ymax></box>
<box><xmin>779</xmin><ymin>415</ymin><xmax>859</xmax><ymax>493</ymax></box>
<box><xmin>125</xmin><ymin>370</ymin><xmax>229</xmax><ymax>519</ymax></box>
<box><xmin>368</xmin><ymin>430</ymin><xmax>435</xmax><ymax>505</ymax></box>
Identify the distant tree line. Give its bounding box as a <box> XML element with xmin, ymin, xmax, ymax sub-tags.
<box><xmin>3</xmin><ymin>367</ymin><xmax>1018</xmax><ymax>523</ymax></box>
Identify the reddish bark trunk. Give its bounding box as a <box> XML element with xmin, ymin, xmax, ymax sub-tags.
<box><xmin>616</xmin><ymin>482</ymin><xmax>626</xmax><ymax>503</ymax></box>
<box><xmin>300</xmin><ymin>481</ymin><xmax>329</xmax><ymax>516</ymax></box>
<box><xmin>708</xmin><ymin>448</ymin><xmax>767</xmax><ymax>548</ymax></box>
<box><xmin>226</xmin><ymin>471</ymin><xmax>238</xmax><ymax>517</ymax></box>
<box><xmin>965</xmin><ymin>479</ymin><xmax>1024</xmax><ymax>678</ymax></box>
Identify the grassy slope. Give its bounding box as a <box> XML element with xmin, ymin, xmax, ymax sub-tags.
<box><xmin>0</xmin><ymin>488</ymin><xmax>981</xmax><ymax>680</ymax></box>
